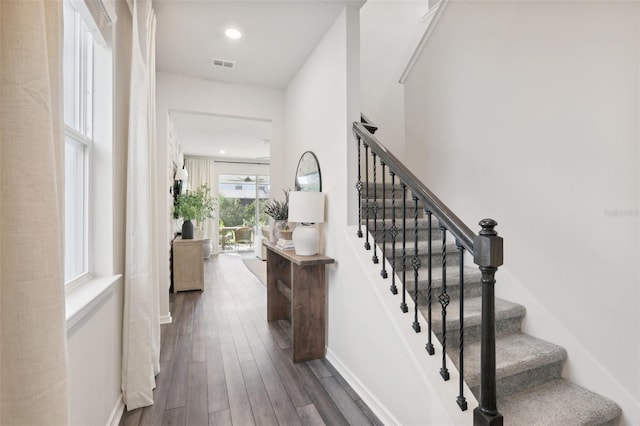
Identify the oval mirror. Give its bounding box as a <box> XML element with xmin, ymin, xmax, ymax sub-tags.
<box><xmin>294</xmin><ymin>151</ymin><xmax>322</xmax><ymax>192</ymax></box>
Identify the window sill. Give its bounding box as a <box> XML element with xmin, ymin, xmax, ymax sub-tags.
<box><xmin>66</xmin><ymin>274</ymin><xmax>121</xmax><ymax>333</ymax></box>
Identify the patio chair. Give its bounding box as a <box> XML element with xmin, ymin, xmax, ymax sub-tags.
<box><xmin>234</xmin><ymin>227</ymin><xmax>253</xmax><ymax>249</ymax></box>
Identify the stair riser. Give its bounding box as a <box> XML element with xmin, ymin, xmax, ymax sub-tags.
<box><xmin>361</xmin><ymin>205</ymin><xmax>424</xmax><ymax>218</ymax></box>
<box><xmin>470</xmin><ymin>361</ymin><xmax>563</xmax><ymax>399</ymax></box>
<box><xmin>433</xmin><ymin>315</ymin><xmax>522</xmax><ymax>347</ymax></box>
<box><xmin>370</xmin><ymin>227</ymin><xmax>444</xmax><ymax>240</ymax></box>
<box><xmin>385</xmin><ymin>252</ymin><xmax>461</xmax><ymax>268</ymax></box>
<box><xmin>407</xmin><ymin>284</ymin><xmax>482</xmax><ymax>305</ymax></box>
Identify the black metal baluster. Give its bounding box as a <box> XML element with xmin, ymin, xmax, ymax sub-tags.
<box><xmin>457</xmin><ymin>240</ymin><xmax>468</xmax><ymax>411</ymax></box>
<box><xmin>411</xmin><ymin>194</ymin><xmax>421</xmax><ymax>333</ymax></box>
<box><xmin>356</xmin><ymin>136</ymin><xmax>363</xmax><ymax>238</ymax></box>
<box><xmin>473</xmin><ymin>219</ymin><xmax>504</xmax><ymax>426</ymax></box>
<box><xmin>372</xmin><ymin>153</ymin><xmax>379</xmax><ymax>264</ymax></box>
<box><xmin>439</xmin><ymin>221</ymin><xmax>450</xmax><ymax>381</ymax></box>
<box><xmin>389</xmin><ymin>172</ymin><xmax>398</xmax><ymax>294</ymax></box>
<box><xmin>380</xmin><ymin>162</ymin><xmax>387</xmax><ymax>277</ymax></box>
<box><xmin>400</xmin><ymin>183</ymin><xmax>408</xmax><ymax>313</ymax></box>
<box><xmin>364</xmin><ymin>145</ymin><xmax>370</xmax><ymax>251</ymax></box>
<box><xmin>425</xmin><ymin>210</ymin><xmax>435</xmax><ymax>355</ymax></box>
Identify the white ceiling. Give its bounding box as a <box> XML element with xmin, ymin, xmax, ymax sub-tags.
<box><xmin>154</xmin><ymin>0</ymin><xmax>347</xmax><ymax>89</ymax></box>
<box><xmin>156</xmin><ymin>0</ymin><xmax>348</xmax><ymax>160</ymax></box>
<box><xmin>171</xmin><ymin>111</ymin><xmax>272</xmax><ymax>161</ymax></box>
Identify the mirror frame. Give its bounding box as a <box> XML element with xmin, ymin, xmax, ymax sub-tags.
<box><xmin>294</xmin><ymin>151</ymin><xmax>322</xmax><ymax>192</ymax></box>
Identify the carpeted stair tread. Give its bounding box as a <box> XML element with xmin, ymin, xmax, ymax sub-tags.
<box><xmin>450</xmin><ymin>332</ymin><xmax>566</xmax><ymax>396</ymax></box>
<box><xmin>498</xmin><ymin>378</ymin><xmax>622</xmax><ymax>426</ymax></box>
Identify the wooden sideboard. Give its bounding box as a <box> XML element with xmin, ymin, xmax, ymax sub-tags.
<box><xmin>264</xmin><ymin>242</ymin><xmax>334</xmax><ymax>362</ymax></box>
<box><xmin>173</xmin><ymin>237</ymin><xmax>204</xmax><ymax>293</ymax></box>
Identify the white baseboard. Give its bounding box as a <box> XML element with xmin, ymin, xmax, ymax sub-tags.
<box><xmin>160</xmin><ymin>314</ymin><xmax>172</xmax><ymax>325</ymax></box>
<box><xmin>325</xmin><ymin>348</ymin><xmax>401</xmax><ymax>426</ymax></box>
<box><xmin>106</xmin><ymin>394</ymin><xmax>125</xmax><ymax>426</ymax></box>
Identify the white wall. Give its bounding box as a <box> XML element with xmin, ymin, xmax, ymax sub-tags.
<box><xmin>67</xmin><ymin>1</ymin><xmax>130</xmax><ymax>424</ymax></box>
<box><xmin>67</xmin><ymin>284</ymin><xmax>123</xmax><ymax>425</ymax></box>
<box><xmin>156</xmin><ymin>73</ymin><xmax>285</xmax><ymax>320</ymax></box>
<box><xmin>283</xmin><ymin>6</ymin><xmax>468</xmax><ymax>423</ymax></box>
<box><xmin>360</xmin><ymin>0</ymin><xmax>428</xmax><ymax>159</ymax></box>
<box><xmin>404</xmin><ymin>1</ymin><xmax>640</xmax><ymax>422</ymax></box>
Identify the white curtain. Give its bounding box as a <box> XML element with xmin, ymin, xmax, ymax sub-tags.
<box><xmin>122</xmin><ymin>0</ymin><xmax>160</xmax><ymax>410</ymax></box>
<box><xmin>185</xmin><ymin>158</ymin><xmax>216</xmax><ymax>240</ymax></box>
<box><xmin>0</xmin><ymin>1</ymin><xmax>69</xmax><ymax>424</ymax></box>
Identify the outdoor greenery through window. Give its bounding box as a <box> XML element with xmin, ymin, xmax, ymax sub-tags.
<box><xmin>218</xmin><ymin>195</ymin><xmax>267</xmax><ymax>227</ymax></box>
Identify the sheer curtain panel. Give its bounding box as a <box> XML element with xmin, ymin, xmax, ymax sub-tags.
<box><xmin>121</xmin><ymin>0</ymin><xmax>160</xmax><ymax>410</ymax></box>
<box><xmin>0</xmin><ymin>0</ymin><xmax>69</xmax><ymax>424</ymax></box>
<box><xmin>185</xmin><ymin>158</ymin><xmax>216</xmax><ymax>240</ymax></box>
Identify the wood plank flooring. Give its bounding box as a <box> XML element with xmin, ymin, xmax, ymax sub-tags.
<box><xmin>121</xmin><ymin>254</ymin><xmax>382</xmax><ymax>426</ymax></box>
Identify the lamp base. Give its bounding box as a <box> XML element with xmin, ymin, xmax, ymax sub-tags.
<box><xmin>292</xmin><ymin>224</ymin><xmax>319</xmax><ymax>256</ymax></box>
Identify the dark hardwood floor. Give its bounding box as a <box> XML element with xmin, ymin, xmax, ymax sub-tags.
<box><xmin>121</xmin><ymin>253</ymin><xmax>382</xmax><ymax>426</ymax></box>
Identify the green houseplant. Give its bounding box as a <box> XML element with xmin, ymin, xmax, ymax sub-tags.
<box><xmin>263</xmin><ymin>189</ymin><xmax>289</xmax><ymax>242</ymax></box>
<box><xmin>176</xmin><ymin>184</ymin><xmax>216</xmax><ymax>239</ymax></box>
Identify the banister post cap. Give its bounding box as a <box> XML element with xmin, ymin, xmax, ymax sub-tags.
<box><xmin>473</xmin><ymin>218</ymin><xmax>503</xmax><ymax>268</ymax></box>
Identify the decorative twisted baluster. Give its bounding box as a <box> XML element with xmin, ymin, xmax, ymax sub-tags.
<box><xmin>400</xmin><ymin>183</ymin><xmax>408</xmax><ymax>313</ymax></box>
<box><xmin>412</xmin><ymin>194</ymin><xmax>421</xmax><ymax>333</ymax></box>
<box><xmin>364</xmin><ymin>144</ymin><xmax>370</xmax><ymax>251</ymax></box>
<box><xmin>457</xmin><ymin>240</ymin><xmax>468</xmax><ymax>411</ymax></box>
<box><xmin>389</xmin><ymin>172</ymin><xmax>398</xmax><ymax>295</ymax></box>
<box><xmin>380</xmin><ymin>162</ymin><xmax>388</xmax><ymax>278</ymax></box>
<box><xmin>439</xmin><ymin>221</ymin><xmax>450</xmax><ymax>381</ymax></box>
<box><xmin>425</xmin><ymin>210</ymin><xmax>435</xmax><ymax>355</ymax></box>
<box><xmin>356</xmin><ymin>135</ymin><xmax>363</xmax><ymax>238</ymax></box>
<box><xmin>372</xmin><ymin>153</ymin><xmax>379</xmax><ymax>264</ymax></box>
<box><xmin>473</xmin><ymin>219</ymin><xmax>504</xmax><ymax>426</ymax></box>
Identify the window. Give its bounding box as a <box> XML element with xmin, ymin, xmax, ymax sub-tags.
<box><xmin>63</xmin><ymin>1</ymin><xmax>94</xmax><ymax>284</ymax></box>
<box><xmin>63</xmin><ymin>0</ymin><xmax>114</xmax><ymax>288</ymax></box>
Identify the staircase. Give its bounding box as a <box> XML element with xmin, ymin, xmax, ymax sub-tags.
<box><xmin>363</xmin><ymin>183</ymin><xmax>622</xmax><ymax>425</ymax></box>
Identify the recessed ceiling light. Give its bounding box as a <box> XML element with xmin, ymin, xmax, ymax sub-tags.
<box><xmin>225</xmin><ymin>28</ymin><xmax>242</xmax><ymax>40</ymax></box>
<box><xmin>219</xmin><ymin>149</ymin><xmax>226</xmax><ymax>154</ymax></box>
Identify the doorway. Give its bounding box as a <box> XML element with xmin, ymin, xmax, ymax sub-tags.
<box><xmin>218</xmin><ymin>174</ymin><xmax>270</xmax><ymax>255</ymax></box>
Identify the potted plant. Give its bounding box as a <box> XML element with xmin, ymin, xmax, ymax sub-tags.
<box><xmin>176</xmin><ymin>184</ymin><xmax>216</xmax><ymax>241</ymax></box>
<box><xmin>263</xmin><ymin>189</ymin><xmax>290</xmax><ymax>242</ymax></box>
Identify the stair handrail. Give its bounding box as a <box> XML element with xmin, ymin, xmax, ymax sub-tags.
<box><xmin>353</xmin><ymin>118</ymin><xmax>504</xmax><ymax>426</ymax></box>
<box><xmin>353</xmin><ymin>121</ymin><xmax>475</xmax><ymax>253</ymax></box>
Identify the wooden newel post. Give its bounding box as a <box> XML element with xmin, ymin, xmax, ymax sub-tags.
<box><xmin>473</xmin><ymin>219</ymin><xmax>504</xmax><ymax>426</ymax></box>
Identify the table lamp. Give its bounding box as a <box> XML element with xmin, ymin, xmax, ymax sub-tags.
<box><xmin>288</xmin><ymin>191</ymin><xmax>325</xmax><ymax>256</ymax></box>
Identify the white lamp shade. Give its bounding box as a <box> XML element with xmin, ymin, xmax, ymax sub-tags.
<box><xmin>175</xmin><ymin>167</ymin><xmax>188</xmax><ymax>181</ymax></box>
<box><xmin>288</xmin><ymin>191</ymin><xmax>324</xmax><ymax>224</ymax></box>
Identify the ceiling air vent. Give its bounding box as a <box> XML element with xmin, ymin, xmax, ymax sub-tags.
<box><xmin>211</xmin><ymin>58</ymin><xmax>236</xmax><ymax>69</ymax></box>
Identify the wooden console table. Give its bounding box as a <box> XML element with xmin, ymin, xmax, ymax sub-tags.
<box><xmin>264</xmin><ymin>242</ymin><xmax>334</xmax><ymax>362</ymax></box>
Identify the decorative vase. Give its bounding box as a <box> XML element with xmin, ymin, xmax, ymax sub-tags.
<box><xmin>280</xmin><ymin>229</ymin><xmax>293</xmax><ymax>241</ymax></box>
<box><xmin>203</xmin><ymin>239</ymin><xmax>213</xmax><ymax>259</ymax></box>
<box><xmin>182</xmin><ymin>220</ymin><xmax>194</xmax><ymax>239</ymax></box>
<box><xmin>271</xmin><ymin>220</ymin><xmax>288</xmax><ymax>243</ymax></box>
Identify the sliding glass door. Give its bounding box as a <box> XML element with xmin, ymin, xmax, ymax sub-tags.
<box><xmin>218</xmin><ymin>174</ymin><xmax>270</xmax><ymax>254</ymax></box>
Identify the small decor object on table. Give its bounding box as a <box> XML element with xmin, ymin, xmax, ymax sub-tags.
<box><xmin>276</xmin><ymin>238</ymin><xmax>295</xmax><ymax>250</ymax></box>
<box><xmin>263</xmin><ymin>189</ymin><xmax>290</xmax><ymax>243</ymax></box>
<box><xmin>175</xmin><ymin>184</ymin><xmax>216</xmax><ymax>240</ymax></box>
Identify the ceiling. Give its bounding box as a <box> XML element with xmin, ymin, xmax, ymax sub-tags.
<box><xmin>154</xmin><ymin>0</ymin><xmax>348</xmax><ymax>89</ymax></box>
<box><xmin>155</xmin><ymin>1</ymin><xmax>349</xmax><ymax>160</ymax></box>
<box><xmin>171</xmin><ymin>111</ymin><xmax>272</xmax><ymax>161</ymax></box>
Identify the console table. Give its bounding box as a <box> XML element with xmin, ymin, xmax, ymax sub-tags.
<box><xmin>264</xmin><ymin>242</ymin><xmax>334</xmax><ymax>362</ymax></box>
